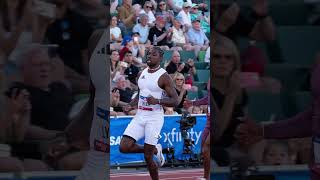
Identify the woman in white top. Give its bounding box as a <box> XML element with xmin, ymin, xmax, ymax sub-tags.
<box><xmin>139</xmin><ymin>1</ymin><xmax>156</xmax><ymax>27</ymax></box>
<box><xmin>110</xmin><ymin>16</ymin><xmax>123</xmax><ymax>43</ymax></box>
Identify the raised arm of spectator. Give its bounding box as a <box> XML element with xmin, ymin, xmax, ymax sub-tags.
<box><xmin>0</xmin><ymin>1</ymin><xmax>31</xmax><ymax>56</ymax></box>
<box><xmin>249</xmin><ymin>0</ymin><xmax>276</xmax><ymax>41</ymax></box>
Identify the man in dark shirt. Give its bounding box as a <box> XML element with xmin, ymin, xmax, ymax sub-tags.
<box><xmin>147</xmin><ymin>15</ymin><xmax>172</xmax><ymax>50</ymax></box>
<box><xmin>123</xmin><ymin>51</ymin><xmax>140</xmax><ymax>85</ymax></box>
<box><xmin>165</xmin><ymin>50</ymin><xmax>196</xmax><ymax>75</ymax></box>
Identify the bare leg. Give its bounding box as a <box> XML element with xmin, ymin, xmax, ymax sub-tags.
<box><xmin>119</xmin><ymin>136</ymin><xmax>144</xmax><ymax>153</ymax></box>
<box><xmin>203</xmin><ymin>133</ymin><xmax>210</xmax><ymax>179</ymax></box>
<box><xmin>144</xmin><ymin>143</ymin><xmax>159</xmax><ymax>180</ymax></box>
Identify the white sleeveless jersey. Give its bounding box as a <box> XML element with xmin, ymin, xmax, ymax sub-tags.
<box><xmin>137</xmin><ymin>67</ymin><xmax>167</xmax><ymax>112</ymax></box>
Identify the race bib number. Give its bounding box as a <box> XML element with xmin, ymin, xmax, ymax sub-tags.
<box><xmin>140</xmin><ymin>95</ymin><xmax>150</xmax><ymax>107</ymax></box>
<box><xmin>313</xmin><ymin>136</ymin><xmax>320</xmax><ymax>164</ymax></box>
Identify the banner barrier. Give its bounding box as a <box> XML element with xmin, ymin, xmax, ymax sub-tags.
<box><xmin>110</xmin><ymin>114</ymin><xmax>207</xmax><ymax>165</ymax></box>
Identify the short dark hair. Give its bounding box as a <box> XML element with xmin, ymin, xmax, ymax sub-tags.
<box><xmin>146</xmin><ymin>46</ymin><xmax>164</xmax><ymax>57</ymax></box>
<box><xmin>124</xmin><ymin>50</ymin><xmax>132</xmax><ymax>56</ymax></box>
<box><xmin>111</xmin><ymin>50</ymin><xmax>119</xmax><ymax>54</ymax></box>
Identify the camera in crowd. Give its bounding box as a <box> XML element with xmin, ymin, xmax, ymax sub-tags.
<box><xmin>177</xmin><ymin>111</ymin><xmax>197</xmax><ymax>131</ymax></box>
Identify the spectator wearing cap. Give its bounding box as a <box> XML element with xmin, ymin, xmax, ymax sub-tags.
<box><xmin>167</xmin><ymin>0</ymin><xmax>192</xmax><ymax>13</ymax></box>
<box><xmin>140</xmin><ymin>1</ymin><xmax>156</xmax><ymax>26</ymax></box>
<box><xmin>132</xmin><ymin>14</ymin><xmax>150</xmax><ymax>44</ymax></box>
<box><xmin>191</xmin><ymin>0</ymin><xmax>208</xmax><ymax>12</ymax></box>
<box><xmin>119</xmin><ymin>36</ymin><xmax>134</xmax><ymax>61</ymax></box>
<box><xmin>147</xmin><ymin>16</ymin><xmax>172</xmax><ymax>50</ymax></box>
<box><xmin>187</xmin><ymin>18</ymin><xmax>209</xmax><ymax>57</ymax></box>
<box><xmin>190</xmin><ymin>3</ymin><xmax>210</xmax><ymax>33</ymax></box>
<box><xmin>118</xmin><ymin>0</ymin><xmax>137</xmax><ymax>34</ymax></box>
<box><xmin>176</xmin><ymin>2</ymin><xmax>192</xmax><ymax>28</ymax></box>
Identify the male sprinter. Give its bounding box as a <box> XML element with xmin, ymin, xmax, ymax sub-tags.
<box><xmin>119</xmin><ymin>47</ymin><xmax>179</xmax><ymax>180</ymax></box>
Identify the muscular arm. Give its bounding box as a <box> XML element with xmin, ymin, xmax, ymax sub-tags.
<box><xmin>158</xmin><ymin>73</ymin><xmax>179</xmax><ymax>107</ymax></box>
<box><xmin>264</xmin><ymin>107</ymin><xmax>313</xmax><ymax>139</ymax></box>
<box><xmin>192</xmin><ymin>95</ymin><xmax>208</xmax><ymax>106</ymax></box>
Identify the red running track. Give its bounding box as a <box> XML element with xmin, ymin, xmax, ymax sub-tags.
<box><xmin>110</xmin><ymin>168</ymin><xmax>204</xmax><ymax>180</ymax></box>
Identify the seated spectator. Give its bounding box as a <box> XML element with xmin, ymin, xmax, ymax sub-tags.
<box><xmin>147</xmin><ymin>15</ymin><xmax>172</xmax><ymax>50</ymax></box>
<box><xmin>115</xmin><ymin>76</ymin><xmax>135</xmax><ymax>103</ymax></box>
<box><xmin>215</xmin><ymin>1</ymin><xmax>275</xmax><ymax>42</ymax></box>
<box><xmin>16</xmin><ymin>46</ymin><xmax>87</xmax><ymax>170</ymax></box>
<box><xmin>191</xmin><ymin>0</ymin><xmax>208</xmax><ymax>12</ymax></box>
<box><xmin>171</xmin><ymin>17</ymin><xmax>193</xmax><ymax>51</ymax></box>
<box><xmin>165</xmin><ymin>50</ymin><xmax>196</xmax><ymax>76</ymax></box>
<box><xmin>0</xmin><ymin>86</ymin><xmax>49</xmax><ymax>172</ymax></box>
<box><xmin>173</xmin><ymin>73</ymin><xmax>188</xmax><ymax>113</ymax></box>
<box><xmin>131</xmin><ymin>32</ymin><xmax>147</xmax><ymax>67</ymax></box>
<box><xmin>110</xmin><ymin>88</ymin><xmax>127</xmax><ymax>116</ymax></box>
<box><xmin>190</xmin><ymin>3</ymin><xmax>210</xmax><ymax>33</ymax></box>
<box><xmin>177</xmin><ymin>2</ymin><xmax>192</xmax><ymax>28</ymax></box>
<box><xmin>110</xmin><ymin>16</ymin><xmax>123</xmax><ymax>45</ymax></box>
<box><xmin>133</xmin><ymin>14</ymin><xmax>150</xmax><ymax>45</ymax></box>
<box><xmin>167</xmin><ymin>0</ymin><xmax>192</xmax><ymax>14</ymax></box>
<box><xmin>191</xmin><ymin>105</ymin><xmax>202</xmax><ymax>114</ymax></box>
<box><xmin>187</xmin><ymin>19</ymin><xmax>209</xmax><ymax>57</ymax></box>
<box><xmin>110</xmin><ymin>50</ymin><xmax>126</xmax><ymax>81</ymax></box>
<box><xmin>262</xmin><ymin>140</ymin><xmax>293</xmax><ymax>165</ymax></box>
<box><xmin>140</xmin><ymin>1</ymin><xmax>156</xmax><ymax>26</ymax></box>
<box><xmin>164</xmin><ymin>106</ymin><xmax>178</xmax><ymax>115</ymax></box>
<box><xmin>118</xmin><ymin>0</ymin><xmax>137</xmax><ymax>36</ymax></box>
<box><xmin>122</xmin><ymin>51</ymin><xmax>140</xmax><ymax>86</ymax></box>
<box><xmin>155</xmin><ymin>0</ymin><xmax>174</xmax><ymax>30</ymax></box>
<box><xmin>119</xmin><ymin>36</ymin><xmax>134</xmax><ymax>60</ymax></box>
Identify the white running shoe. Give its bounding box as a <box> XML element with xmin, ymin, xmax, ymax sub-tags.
<box><xmin>154</xmin><ymin>144</ymin><xmax>165</xmax><ymax>167</ymax></box>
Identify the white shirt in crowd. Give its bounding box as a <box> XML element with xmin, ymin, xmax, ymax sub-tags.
<box><xmin>110</xmin><ymin>26</ymin><xmax>122</xmax><ymax>40</ymax></box>
<box><xmin>177</xmin><ymin>10</ymin><xmax>191</xmax><ymax>27</ymax></box>
<box><xmin>172</xmin><ymin>27</ymin><xmax>186</xmax><ymax>44</ymax></box>
<box><xmin>140</xmin><ymin>9</ymin><xmax>156</xmax><ymax>24</ymax></box>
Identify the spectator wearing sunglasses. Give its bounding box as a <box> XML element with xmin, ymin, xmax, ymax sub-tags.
<box><xmin>176</xmin><ymin>2</ymin><xmax>192</xmax><ymax>28</ymax></box>
<box><xmin>140</xmin><ymin>1</ymin><xmax>156</xmax><ymax>27</ymax></box>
